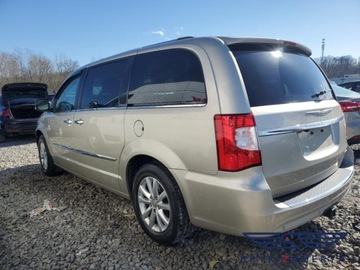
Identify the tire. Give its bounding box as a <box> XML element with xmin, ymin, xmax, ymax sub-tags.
<box><xmin>37</xmin><ymin>135</ymin><xmax>61</xmax><ymax>176</ymax></box>
<box><xmin>0</xmin><ymin>128</ymin><xmax>5</xmax><ymax>143</ymax></box>
<box><xmin>132</xmin><ymin>163</ymin><xmax>192</xmax><ymax>246</ymax></box>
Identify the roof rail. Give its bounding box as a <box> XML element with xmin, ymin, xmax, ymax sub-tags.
<box><xmin>176</xmin><ymin>36</ymin><xmax>194</xmax><ymax>41</ymax></box>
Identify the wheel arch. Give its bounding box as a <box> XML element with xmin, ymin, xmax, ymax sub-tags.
<box><xmin>124</xmin><ymin>153</ymin><xmax>192</xmax><ymax>228</ymax></box>
<box><xmin>120</xmin><ymin>139</ymin><xmax>188</xmax><ymax>196</ymax></box>
<box><xmin>128</xmin><ymin>155</ymin><xmax>194</xmax><ymax>245</ymax></box>
<box><xmin>126</xmin><ymin>155</ymin><xmax>174</xmax><ymax>196</ymax></box>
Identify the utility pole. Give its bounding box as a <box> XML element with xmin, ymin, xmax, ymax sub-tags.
<box><xmin>321</xmin><ymin>38</ymin><xmax>325</xmax><ymax>66</ymax></box>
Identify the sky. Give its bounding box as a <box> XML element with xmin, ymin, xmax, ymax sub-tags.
<box><xmin>0</xmin><ymin>0</ymin><xmax>359</xmax><ymax>66</ymax></box>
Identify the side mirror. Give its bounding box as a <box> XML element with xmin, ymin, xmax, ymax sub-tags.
<box><xmin>35</xmin><ymin>99</ymin><xmax>50</xmax><ymax>111</ymax></box>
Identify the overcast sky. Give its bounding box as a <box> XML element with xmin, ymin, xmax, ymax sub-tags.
<box><xmin>1</xmin><ymin>0</ymin><xmax>359</xmax><ymax>66</ymax></box>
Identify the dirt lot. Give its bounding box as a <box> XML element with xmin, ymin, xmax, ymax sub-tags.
<box><xmin>0</xmin><ymin>136</ymin><xmax>359</xmax><ymax>269</ymax></box>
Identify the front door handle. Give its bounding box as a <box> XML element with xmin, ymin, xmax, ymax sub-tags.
<box><xmin>74</xmin><ymin>119</ymin><xmax>84</xmax><ymax>125</ymax></box>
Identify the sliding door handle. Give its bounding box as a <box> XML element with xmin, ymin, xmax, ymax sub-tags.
<box><xmin>63</xmin><ymin>119</ymin><xmax>72</xmax><ymax>125</ymax></box>
<box><xmin>74</xmin><ymin>119</ymin><xmax>84</xmax><ymax>125</ymax></box>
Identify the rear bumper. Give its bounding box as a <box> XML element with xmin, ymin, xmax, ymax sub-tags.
<box><xmin>5</xmin><ymin>119</ymin><xmax>38</xmax><ymax>135</ymax></box>
<box><xmin>173</xmin><ymin>146</ymin><xmax>354</xmax><ymax>236</ymax></box>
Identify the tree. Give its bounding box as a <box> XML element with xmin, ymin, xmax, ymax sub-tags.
<box><xmin>0</xmin><ymin>49</ymin><xmax>79</xmax><ymax>92</ymax></box>
<box><xmin>51</xmin><ymin>54</ymin><xmax>79</xmax><ymax>91</ymax></box>
<box><xmin>0</xmin><ymin>50</ymin><xmax>24</xmax><ymax>84</ymax></box>
<box><xmin>315</xmin><ymin>55</ymin><xmax>360</xmax><ymax>79</ymax></box>
<box><xmin>54</xmin><ymin>54</ymin><xmax>79</xmax><ymax>75</ymax></box>
<box><xmin>26</xmin><ymin>53</ymin><xmax>53</xmax><ymax>82</ymax></box>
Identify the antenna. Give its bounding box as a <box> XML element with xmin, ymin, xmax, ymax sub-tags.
<box><xmin>321</xmin><ymin>38</ymin><xmax>325</xmax><ymax>66</ymax></box>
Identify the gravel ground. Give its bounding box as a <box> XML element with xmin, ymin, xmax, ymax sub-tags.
<box><xmin>0</xmin><ymin>136</ymin><xmax>359</xmax><ymax>270</ymax></box>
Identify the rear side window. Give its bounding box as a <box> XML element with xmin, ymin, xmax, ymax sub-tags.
<box><xmin>128</xmin><ymin>49</ymin><xmax>206</xmax><ymax>106</ymax></box>
<box><xmin>231</xmin><ymin>44</ymin><xmax>333</xmax><ymax>107</ymax></box>
<box><xmin>80</xmin><ymin>59</ymin><xmax>128</xmax><ymax>109</ymax></box>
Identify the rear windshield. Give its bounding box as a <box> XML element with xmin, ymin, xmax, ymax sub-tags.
<box><xmin>230</xmin><ymin>44</ymin><xmax>334</xmax><ymax>107</ymax></box>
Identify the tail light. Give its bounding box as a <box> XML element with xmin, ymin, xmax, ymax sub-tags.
<box><xmin>214</xmin><ymin>114</ymin><xmax>261</xmax><ymax>171</ymax></box>
<box><xmin>0</xmin><ymin>108</ymin><xmax>11</xmax><ymax>118</ymax></box>
<box><xmin>339</xmin><ymin>101</ymin><xmax>360</xmax><ymax>112</ymax></box>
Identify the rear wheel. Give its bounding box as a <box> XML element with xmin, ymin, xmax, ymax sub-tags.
<box><xmin>132</xmin><ymin>163</ymin><xmax>192</xmax><ymax>246</ymax></box>
<box><xmin>37</xmin><ymin>135</ymin><xmax>61</xmax><ymax>176</ymax></box>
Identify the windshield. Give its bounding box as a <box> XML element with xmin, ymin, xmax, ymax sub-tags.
<box><xmin>231</xmin><ymin>45</ymin><xmax>333</xmax><ymax>107</ymax></box>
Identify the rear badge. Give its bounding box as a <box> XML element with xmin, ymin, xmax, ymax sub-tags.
<box><xmin>306</xmin><ymin>109</ymin><xmax>333</xmax><ymax>117</ymax></box>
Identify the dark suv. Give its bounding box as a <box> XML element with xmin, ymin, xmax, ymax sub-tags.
<box><xmin>0</xmin><ymin>82</ymin><xmax>48</xmax><ymax>141</ymax></box>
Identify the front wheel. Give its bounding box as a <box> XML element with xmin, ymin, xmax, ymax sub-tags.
<box><xmin>132</xmin><ymin>163</ymin><xmax>192</xmax><ymax>246</ymax></box>
<box><xmin>37</xmin><ymin>135</ymin><xmax>61</xmax><ymax>176</ymax></box>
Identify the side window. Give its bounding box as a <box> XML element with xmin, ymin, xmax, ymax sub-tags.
<box><xmin>353</xmin><ymin>83</ymin><xmax>360</xmax><ymax>92</ymax></box>
<box><xmin>54</xmin><ymin>75</ymin><xmax>81</xmax><ymax>113</ymax></box>
<box><xmin>80</xmin><ymin>60</ymin><xmax>128</xmax><ymax>109</ymax></box>
<box><xmin>340</xmin><ymin>83</ymin><xmax>352</xmax><ymax>90</ymax></box>
<box><xmin>352</xmin><ymin>83</ymin><xmax>360</xmax><ymax>92</ymax></box>
<box><xmin>128</xmin><ymin>49</ymin><xmax>206</xmax><ymax>106</ymax></box>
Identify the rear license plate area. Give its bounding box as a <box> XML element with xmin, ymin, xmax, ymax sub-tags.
<box><xmin>298</xmin><ymin>126</ymin><xmax>333</xmax><ymax>156</ymax></box>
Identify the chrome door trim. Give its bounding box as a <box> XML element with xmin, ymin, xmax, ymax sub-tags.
<box><xmin>259</xmin><ymin>116</ymin><xmax>344</xmax><ymax>137</ymax></box>
<box><xmin>53</xmin><ymin>143</ymin><xmax>117</xmax><ymax>161</ymax></box>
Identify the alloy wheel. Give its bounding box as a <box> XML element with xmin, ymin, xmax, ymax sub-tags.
<box><xmin>137</xmin><ymin>176</ymin><xmax>171</xmax><ymax>232</ymax></box>
<box><xmin>39</xmin><ymin>140</ymin><xmax>48</xmax><ymax>170</ymax></box>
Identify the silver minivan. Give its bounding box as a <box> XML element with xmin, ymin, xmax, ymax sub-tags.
<box><xmin>35</xmin><ymin>37</ymin><xmax>354</xmax><ymax>245</ymax></box>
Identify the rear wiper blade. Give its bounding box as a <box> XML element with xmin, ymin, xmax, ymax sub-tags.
<box><xmin>311</xmin><ymin>90</ymin><xmax>327</xmax><ymax>99</ymax></box>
